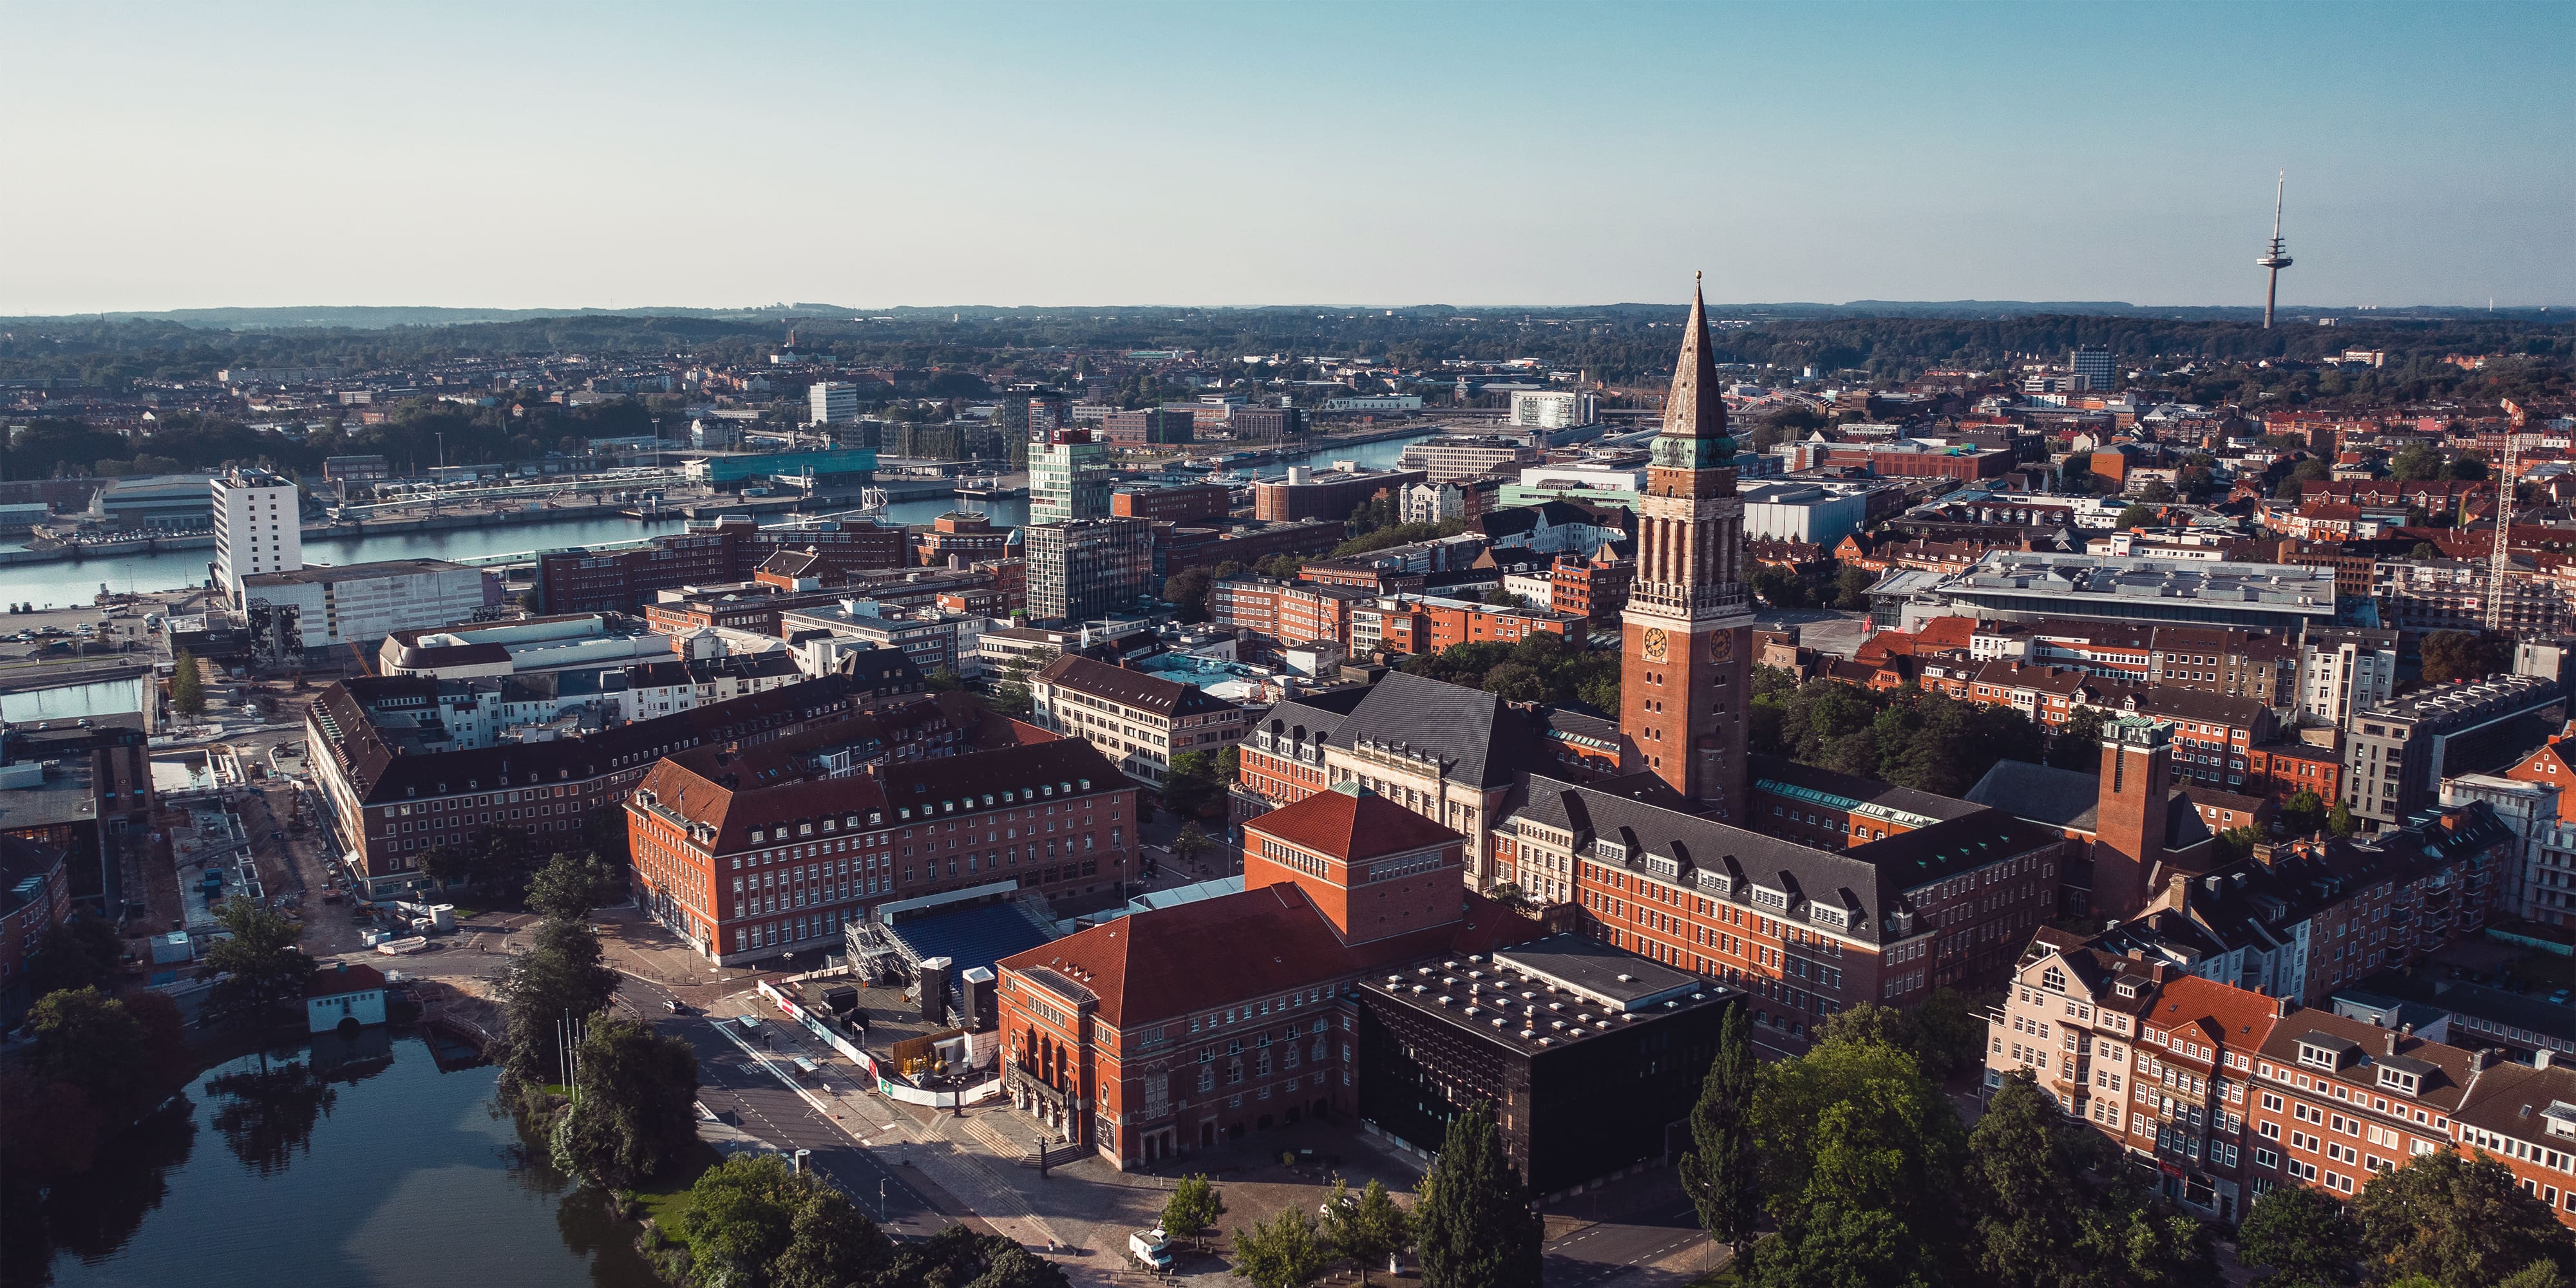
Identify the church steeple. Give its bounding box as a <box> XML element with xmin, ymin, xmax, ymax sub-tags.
<box><xmin>1663</xmin><ymin>272</ymin><xmax>1732</xmax><ymax>447</ymax></box>
<box><xmin>1620</xmin><ymin>272</ymin><xmax>1757</xmax><ymax>820</ymax></box>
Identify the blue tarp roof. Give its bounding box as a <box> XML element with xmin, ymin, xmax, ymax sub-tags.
<box><xmin>884</xmin><ymin>900</ymin><xmax>1057</xmax><ymax>979</ymax></box>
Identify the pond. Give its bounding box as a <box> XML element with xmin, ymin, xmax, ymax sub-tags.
<box><xmin>20</xmin><ymin>1030</ymin><xmax>663</xmax><ymax>1288</ymax></box>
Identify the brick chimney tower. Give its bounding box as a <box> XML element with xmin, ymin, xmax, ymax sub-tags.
<box><xmin>2093</xmin><ymin>715</ymin><xmax>2174</xmax><ymax>920</ymax></box>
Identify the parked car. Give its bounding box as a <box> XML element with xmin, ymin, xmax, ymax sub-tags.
<box><xmin>2550</xmin><ymin>989</ymin><xmax>2570</xmax><ymax>1007</ymax></box>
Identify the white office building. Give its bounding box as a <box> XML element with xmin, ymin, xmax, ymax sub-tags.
<box><xmin>1509</xmin><ymin>390</ymin><xmax>1598</xmax><ymax>430</ymax></box>
<box><xmin>238</xmin><ymin>560</ymin><xmax>498</xmax><ymax>653</ymax></box>
<box><xmin>1741</xmin><ymin>480</ymin><xmax>1871</xmax><ymax>548</ymax></box>
<box><xmin>809</xmin><ymin>381</ymin><xmax>859</xmax><ymax>425</ymax></box>
<box><xmin>213</xmin><ymin>467</ymin><xmax>303</xmax><ymax>605</ymax></box>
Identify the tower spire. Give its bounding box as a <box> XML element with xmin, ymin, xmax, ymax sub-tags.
<box><xmin>2257</xmin><ymin>169</ymin><xmax>2293</xmax><ymax>330</ymax></box>
<box><xmin>1663</xmin><ymin>272</ymin><xmax>1728</xmax><ymax>440</ymax></box>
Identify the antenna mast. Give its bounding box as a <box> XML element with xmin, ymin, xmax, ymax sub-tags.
<box><xmin>2256</xmin><ymin>170</ymin><xmax>2293</xmax><ymax>330</ymax></box>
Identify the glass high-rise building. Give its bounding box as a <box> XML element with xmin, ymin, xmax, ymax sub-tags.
<box><xmin>1025</xmin><ymin>517</ymin><xmax>1152</xmax><ymax>625</ymax></box>
<box><xmin>1030</xmin><ymin>428</ymin><xmax>1111</xmax><ymax>526</ymax></box>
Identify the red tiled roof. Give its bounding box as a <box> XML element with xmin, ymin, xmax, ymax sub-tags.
<box><xmin>2139</xmin><ymin>975</ymin><xmax>2278</xmax><ymax>1063</ymax></box>
<box><xmin>999</xmin><ymin>881</ymin><xmax>1537</xmax><ymax>1030</ymax></box>
<box><xmin>307</xmin><ymin>961</ymin><xmax>387</xmax><ymax>998</ymax></box>
<box><xmin>1244</xmin><ymin>784</ymin><xmax>1463</xmax><ymax>863</ymax></box>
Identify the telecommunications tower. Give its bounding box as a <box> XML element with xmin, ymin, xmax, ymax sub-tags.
<box><xmin>2256</xmin><ymin>171</ymin><xmax>2293</xmax><ymax>329</ymax></box>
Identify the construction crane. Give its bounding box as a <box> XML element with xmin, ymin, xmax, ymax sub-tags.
<box><xmin>2485</xmin><ymin>397</ymin><xmax>2534</xmax><ymax>632</ymax></box>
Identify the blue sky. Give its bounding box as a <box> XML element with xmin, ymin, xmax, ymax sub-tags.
<box><xmin>7</xmin><ymin>1</ymin><xmax>2568</xmax><ymax>313</ymax></box>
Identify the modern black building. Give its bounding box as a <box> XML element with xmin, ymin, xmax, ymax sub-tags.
<box><xmin>1356</xmin><ymin>933</ymin><xmax>1739</xmax><ymax>1199</ymax></box>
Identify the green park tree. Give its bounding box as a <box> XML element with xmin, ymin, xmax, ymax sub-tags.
<box><xmin>169</xmin><ymin>650</ymin><xmax>205</xmax><ymax>715</ymax></box>
<box><xmin>202</xmin><ymin>898</ymin><xmax>317</xmax><ymax>1030</ymax></box>
<box><xmin>549</xmin><ymin>1013</ymin><xmax>699</xmax><ymax>1189</ymax></box>
<box><xmin>1323</xmin><ymin>1177</ymin><xmax>1413</xmax><ymax>1285</ymax></box>
<box><xmin>2048</xmin><ymin>705</ymin><xmax>2110</xmax><ymax>772</ymax></box>
<box><xmin>1233</xmin><ymin>1204</ymin><xmax>1331</xmax><ymax>1288</ymax></box>
<box><xmin>2421</xmin><ymin>630</ymin><xmax>2510</xmax><ymax>685</ymax></box>
<box><xmin>1162</xmin><ymin>1173</ymin><xmax>1225</xmax><ymax>1251</ymax></box>
<box><xmin>25</xmin><ymin>914</ymin><xmax>124</xmax><ymax>998</ymax></box>
<box><xmin>2237</xmin><ymin>1184</ymin><xmax>2360</xmax><ymax>1287</ymax></box>
<box><xmin>2117</xmin><ymin>502</ymin><xmax>2159</xmax><ymax>530</ymax></box>
<box><xmin>2391</xmin><ymin>442</ymin><xmax>2445</xmax><ymax>480</ymax></box>
<box><xmin>1414</xmin><ymin>1104</ymin><xmax>1543</xmax><ymax>1288</ymax></box>
<box><xmin>1747</xmin><ymin>1024</ymin><xmax>1965</xmax><ymax>1284</ymax></box>
<box><xmin>1678</xmin><ymin>1003</ymin><xmax>1762</xmax><ymax>1267</ymax></box>
<box><xmin>2353</xmin><ymin>1148</ymin><xmax>2576</xmax><ymax>1287</ymax></box>
<box><xmin>498</xmin><ymin>915</ymin><xmax>620</xmax><ymax>1086</ymax></box>
<box><xmin>1164</xmin><ymin>567</ymin><xmax>1216</xmax><ymax>622</ymax></box>
<box><xmin>1833</xmin><ymin>564</ymin><xmax>1876</xmax><ymax>609</ymax></box>
<box><xmin>526</xmin><ymin>851</ymin><xmax>622</xmax><ymax>922</ymax></box>
<box><xmin>27</xmin><ymin>987</ymin><xmax>152</xmax><ymax>1112</ymax></box>
<box><xmin>1964</xmin><ymin>1071</ymin><xmax>2087</xmax><ymax>1288</ymax></box>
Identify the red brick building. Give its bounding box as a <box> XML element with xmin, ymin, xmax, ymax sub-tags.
<box><xmin>537</xmin><ymin>516</ymin><xmax>909</xmax><ymax>614</ymax></box>
<box><xmin>989</xmin><ymin>783</ymin><xmax>1529</xmax><ymax>1167</ymax></box>
<box><xmin>1112</xmin><ymin>483</ymin><xmax>1230</xmax><ymax>523</ymax></box>
<box><xmin>627</xmin><ymin>734</ymin><xmax>1134</xmax><ymax>965</ymax></box>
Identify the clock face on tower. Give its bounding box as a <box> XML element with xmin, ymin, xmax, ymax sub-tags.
<box><xmin>1641</xmin><ymin>628</ymin><xmax>1669</xmax><ymax>663</ymax></box>
<box><xmin>1710</xmin><ymin>632</ymin><xmax>1734</xmax><ymax>664</ymax></box>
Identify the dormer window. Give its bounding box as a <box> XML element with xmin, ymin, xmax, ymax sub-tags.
<box><xmin>750</xmin><ymin>829</ymin><xmax>765</xmax><ymax>843</ymax></box>
<box><xmin>1751</xmin><ymin>886</ymin><xmax>1789</xmax><ymax>911</ymax></box>
<box><xmin>2377</xmin><ymin>1066</ymin><xmax>2421</xmax><ymax>1096</ymax></box>
<box><xmin>2115</xmin><ymin>981</ymin><xmax>2137</xmax><ymax>998</ymax></box>
<box><xmin>2297</xmin><ymin>1036</ymin><xmax>2354</xmax><ymax>1072</ymax></box>
<box><xmin>799</xmin><ymin>823</ymin><xmax>813</xmax><ymax>836</ymax></box>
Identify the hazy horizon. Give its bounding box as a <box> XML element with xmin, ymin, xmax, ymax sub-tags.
<box><xmin>10</xmin><ymin>2</ymin><xmax>2568</xmax><ymax>316</ymax></box>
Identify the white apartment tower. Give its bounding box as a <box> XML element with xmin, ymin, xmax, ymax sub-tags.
<box><xmin>2300</xmin><ymin>628</ymin><xmax>2399</xmax><ymax>727</ymax></box>
<box><xmin>1510</xmin><ymin>389</ymin><xmax>1598</xmax><ymax>430</ymax></box>
<box><xmin>213</xmin><ymin>468</ymin><xmax>302</xmax><ymax>604</ymax></box>
<box><xmin>808</xmin><ymin>381</ymin><xmax>858</xmax><ymax>425</ymax></box>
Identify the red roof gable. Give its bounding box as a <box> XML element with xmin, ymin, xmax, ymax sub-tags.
<box><xmin>2140</xmin><ymin>975</ymin><xmax>2278</xmax><ymax>1060</ymax></box>
<box><xmin>999</xmin><ymin>881</ymin><xmax>1538</xmax><ymax>1031</ymax></box>
<box><xmin>1245</xmin><ymin>784</ymin><xmax>1463</xmax><ymax>863</ymax></box>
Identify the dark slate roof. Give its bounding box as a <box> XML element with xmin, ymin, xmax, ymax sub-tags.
<box><xmin>1964</xmin><ymin>759</ymin><xmax>2104</xmax><ymax>831</ymax></box>
<box><xmin>1507</xmin><ymin>773</ymin><xmax>2065</xmax><ymax>946</ymax></box>
<box><xmin>1325</xmin><ymin>670</ymin><xmax>1557</xmax><ymax>789</ymax></box>
<box><xmin>2130</xmin><ymin>685</ymin><xmax>2271</xmax><ymax>730</ymax></box>
<box><xmin>316</xmin><ymin>671</ymin><xmax>878</xmax><ymax>804</ymax></box>
<box><xmin>875</xmin><ymin>738</ymin><xmax>1130</xmax><ymax>823</ymax></box>
<box><xmin>1034</xmin><ymin>654</ymin><xmax>1238</xmax><ymax>717</ymax></box>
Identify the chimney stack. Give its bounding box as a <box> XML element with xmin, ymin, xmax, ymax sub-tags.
<box><xmin>2385</xmin><ymin>1030</ymin><xmax>2399</xmax><ymax>1057</ymax></box>
<box><xmin>2537</xmin><ymin>1049</ymin><xmax>2554</xmax><ymax>1071</ymax></box>
<box><xmin>2275</xmin><ymin>996</ymin><xmax>2297</xmax><ymax>1018</ymax></box>
<box><xmin>2168</xmin><ymin>872</ymin><xmax>2192</xmax><ymax>914</ymax></box>
<box><xmin>2471</xmin><ymin>1048</ymin><xmax>2493</xmax><ymax>1073</ymax></box>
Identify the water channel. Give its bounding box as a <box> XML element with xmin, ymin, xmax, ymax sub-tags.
<box><xmin>0</xmin><ymin>430</ymin><xmax>1439</xmax><ymax>609</ymax></box>
<box><xmin>26</xmin><ymin>1030</ymin><xmax>660</xmax><ymax>1288</ymax></box>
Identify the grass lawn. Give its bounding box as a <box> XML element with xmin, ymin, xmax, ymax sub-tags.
<box><xmin>633</xmin><ymin>1138</ymin><xmax>726</xmax><ymax>1230</ymax></box>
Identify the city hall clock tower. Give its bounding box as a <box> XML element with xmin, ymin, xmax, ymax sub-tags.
<box><xmin>1620</xmin><ymin>274</ymin><xmax>1756</xmax><ymax>819</ymax></box>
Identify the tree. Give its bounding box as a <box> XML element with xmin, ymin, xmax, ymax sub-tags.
<box><xmin>1168</xmin><ymin>822</ymin><xmax>1214</xmax><ymax>875</ymax></box>
<box><xmin>2048</xmin><ymin>706</ymin><xmax>2109</xmax><ymax>772</ymax></box>
<box><xmin>498</xmin><ymin>916</ymin><xmax>620</xmax><ymax>1085</ymax></box>
<box><xmin>1234</xmin><ymin>1204</ymin><xmax>1331</xmax><ymax>1288</ymax></box>
<box><xmin>1748</xmin><ymin>1027</ymin><xmax>1965</xmax><ymax>1283</ymax></box>
<box><xmin>2136</xmin><ymin>478</ymin><xmax>2177</xmax><ymax>504</ymax></box>
<box><xmin>2445</xmin><ymin>455</ymin><xmax>2489</xmax><ymax>482</ymax></box>
<box><xmin>2280</xmin><ymin>788</ymin><xmax>2327</xmax><ymax>836</ymax></box>
<box><xmin>26</xmin><ymin>914</ymin><xmax>124</xmax><ymax>998</ymax></box>
<box><xmin>1750</xmin><ymin>564</ymin><xmax>1814</xmax><ymax>609</ymax></box>
<box><xmin>202</xmin><ymin>898</ymin><xmax>317</xmax><ymax>1030</ymax></box>
<box><xmin>1964</xmin><ymin>1072</ymin><xmax>2083</xmax><ymax>1288</ymax></box>
<box><xmin>1164</xmin><ymin>1174</ymin><xmax>1226</xmax><ymax>1250</ymax></box>
<box><xmin>2409</xmin><ymin>541</ymin><xmax>2442</xmax><ymax>560</ymax></box>
<box><xmin>1162</xmin><ymin>750</ymin><xmax>1224</xmax><ymax>818</ymax></box>
<box><xmin>169</xmin><ymin>650</ymin><xmax>205</xmax><ymax>716</ymax></box>
<box><xmin>1325</xmin><ymin>1177</ymin><xmax>1412</xmax><ymax>1285</ymax></box>
<box><xmin>1486</xmin><ymin>882</ymin><xmax>1535</xmax><ymax>914</ymax></box>
<box><xmin>1414</xmin><ymin>1104</ymin><xmax>1543</xmax><ymax>1288</ymax></box>
<box><xmin>2421</xmin><ymin>630</ymin><xmax>2509</xmax><ymax>685</ymax></box>
<box><xmin>1480</xmin><ymin>662</ymin><xmax>1549</xmax><ymax>703</ymax></box>
<box><xmin>27</xmin><ymin>987</ymin><xmax>152</xmax><ymax>1114</ymax></box>
<box><xmin>550</xmin><ymin>1013</ymin><xmax>699</xmax><ymax>1189</ymax></box>
<box><xmin>2237</xmin><ymin>1184</ymin><xmax>2360</xmax><ymax>1287</ymax></box>
<box><xmin>2116</xmin><ymin>503</ymin><xmax>2159</xmax><ymax>530</ymax></box>
<box><xmin>676</xmin><ymin>1151</ymin><xmax>900</xmax><ymax>1288</ymax></box>
<box><xmin>2327</xmin><ymin>800</ymin><xmax>2356</xmax><ymax>837</ymax></box>
<box><xmin>2353</xmin><ymin>1148</ymin><xmax>2575</xmax><ymax>1287</ymax></box>
<box><xmin>882</xmin><ymin>1225</ymin><xmax>1070</xmax><ymax>1287</ymax></box>
<box><xmin>526</xmin><ymin>851</ymin><xmax>621</xmax><ymax>923</ymax></box>
<box><xmin>2391</xmin><ymin>442</ymin><xmax>2445</xmax><ymax>481</ymax></box>
<box><xmin>988</xmin><ymin>656</ymin><xmax>1038</xmax><ymax>720</ymax></box>
<box><xmin>1833</xmin><ymin>564</ymin><xmax>1876</xmax><ymax>609</ymax></box>
<box><xmin>580</xmin><ymin>802</ymin><xmax>631</xmax><ymax>871</ymax></box>
<box><xmin>1165</xmin><ymin>567</ymin><xmax>1216</xmax><ymax>623</ymax></box>
<box><xmin>1678</xmin><ymin>1004</ymin><xmax>1762</xmax><ymax>1267</ymax></box>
